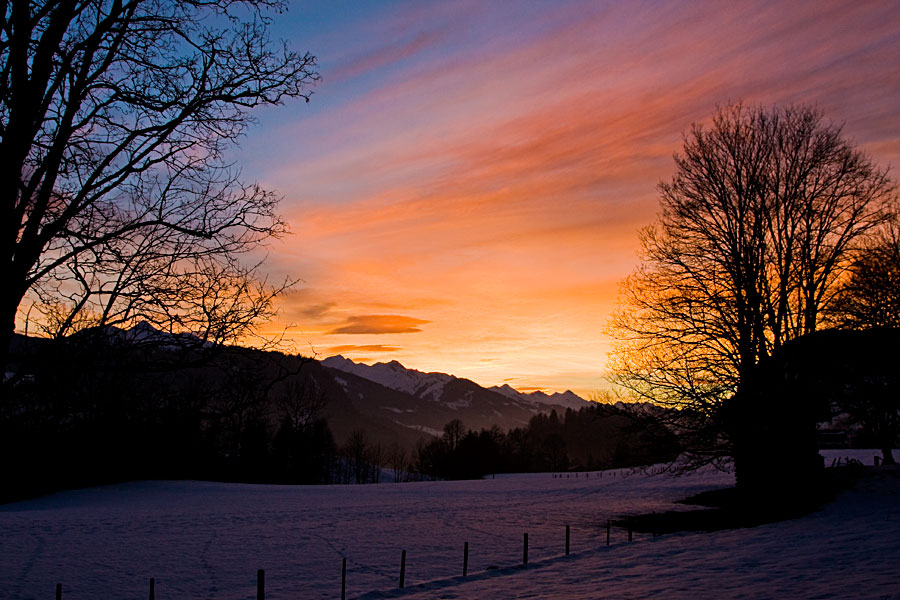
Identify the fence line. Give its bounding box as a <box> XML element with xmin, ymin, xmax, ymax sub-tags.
<box><xmin>52</xmin><ymin>522</ymin><xmax>646</xmax><ymax>599</ymax></box>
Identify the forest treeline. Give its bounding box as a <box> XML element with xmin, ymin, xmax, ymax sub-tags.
<box><xmin>411</xmin><ymin>406</ymin><xmax>678</xmax><ymax>481</ymax></box>
<box><xmin>2</xmin><ymin>332</ymin><xmax>676</xmax><ymax>502</ymax></box>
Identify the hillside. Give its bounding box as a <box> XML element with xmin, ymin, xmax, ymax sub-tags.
<box><xmin>5</xmin><ymin>325</ymin><xmax>615</xmax><ymax>497</ymax></box>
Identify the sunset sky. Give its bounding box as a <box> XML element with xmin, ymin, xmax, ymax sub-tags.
<box><xmin>238</xmin><ymin>0</ymin><xmax>900</xmax><ymax>398</ymax></box>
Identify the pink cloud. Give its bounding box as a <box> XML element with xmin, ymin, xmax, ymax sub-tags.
<box><xmin>255</xmin><ymin>0</ymin><xmax>900</xmax><ymax>395</ymax></box>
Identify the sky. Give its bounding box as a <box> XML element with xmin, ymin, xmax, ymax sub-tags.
<box><xmin>236</xmin><ymin>0</ymin><xmax>900</xmax><ymax>398</ymax></box>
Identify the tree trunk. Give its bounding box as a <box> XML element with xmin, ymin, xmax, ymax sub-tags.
<box><xmin>881</xmin><ymin>448</ymin><xmax>896</xmax><ymax>465</ymax></box>
<box><xmin>1</xmin><ymin>294</ymin><xmax>20</xmax><ymax>381</ymax></box>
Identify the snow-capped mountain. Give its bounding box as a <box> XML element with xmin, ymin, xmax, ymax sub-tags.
<box><xmin>70</xmin><ymin>321</ymin><xmax>211</xmax><ymax>348</ymax></box>
<box><xmin>489</xmin><ymin>384</ymin><xmax>589</xmax><ymax>411</ymax></box>
<box><xmin>320</xmin><ymin>355</ymin><xmax>589</xmax><ymax>437</ymax></box>
<box><xmin>321</xmin><ymin>355</ymin><xmax>453</xmax><ymax>402</ymax></box>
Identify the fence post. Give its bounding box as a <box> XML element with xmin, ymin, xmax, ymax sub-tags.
<box><xmin>463</xmin><ymin>542</ymin><xmax>469</xmax><ymax>577</ymax></box>
<box><xmin>257</xmin><ymin>569</ymin><xmax>264</xmax><ymax>600</ymax></box>
<box><xmin>523</xmin><ymin>533</ymin><xmax>529</xmax><ymax>565</ymax></box>
<box><xmin>606</xmin><ymin>520</ymin><xmax>610</xmax><ymax>546</ymax></box>
<box><xmin>399</xmin><ymin>550</ymin><xmax>406</xmax><ymax>588</ymax></box>
<box><xmin>341</xmin><ymin>558</ymin><xmax>347</xmax><ymax>600</ymax></box>
<box><xmin>56</xmin><ymin>583</ymin><xmax>61</xmax><ymax>600</ymax></box>
<box><xmin>149</xmin><ymin>577</ymin><xmax>155</xmax><ymax>600</ymax></box>
<box><xmin>565</xmin><ymin>525</ymin><xmax>570</xmax><ymax>555</ymax></box>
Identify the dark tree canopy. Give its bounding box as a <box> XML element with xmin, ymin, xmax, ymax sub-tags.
<box><xmin>1</xmin><ymin>0</ymin><xmax>319</xmax><ymax>363</ymax></box>
<box><xmin>608</xmin><ymin>103</ymin><xmax>897</xmax><ymax>469</ymax></box>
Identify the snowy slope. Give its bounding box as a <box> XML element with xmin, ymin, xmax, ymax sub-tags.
<box><xmin>320</xmin><ymin>356</ymin><xmax>574</xmax><ymax>434</ymax></box>
<box><xmin>75</xmin><ymin>321</ymin><xmax>210</xmax><ymax>348</ymax></box>
<box><xmin>490</xmin><ymin>383</ymin><xmax>589</xmax><ymax>410</ymax></box>
<box><xmin>392</xmin><ymin>462</ymin><xmax>900</xmax><ymax>600</ymax></box>
<box><xmin>2</xmin><ymin>450</ymin><xmax>897</xmax><ymax>600</ymax></box>
<box><xmin>322</xmin><ymin>356</ymin><xmax>453</xmax><ymax>402</ymax></box>
<box><xmin>321</xmin><ymin>355</ymin><xmax>587</xmax><ymax>411</ymax></box>
<box><xmin>323</xmin><ymin>367</ymin><xmax>542</xmax><ymax>440</ymax></box>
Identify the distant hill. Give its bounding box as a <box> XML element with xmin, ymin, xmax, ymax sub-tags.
<box><xmin>6</xmin><ymin>325</ymin><xmax>585</xmax><ymax>450</ymax></box>
<box><xmin>489</xmin><ymin>383</ymin><xmax>589</xmax><ymax>411</ymax></box>
<box><xmin>322</xmin><ymin>355</ymin><xmax>589</xmax><ymax>411</ymax></box>
<box><xmin>3</xmin><ymin>324</ymin><xmax>673</xmax><ymax>498</ymax></box>
<box><xmin>321</xmin><ymin>355</ymin><xmax>587</xmax><ymax>437</ymax></box>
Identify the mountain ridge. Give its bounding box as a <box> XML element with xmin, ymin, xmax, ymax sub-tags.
<box><xmin>321</xmin><ymin>354</ymin><xmax>591</xmax><ymax>411</ymax></box>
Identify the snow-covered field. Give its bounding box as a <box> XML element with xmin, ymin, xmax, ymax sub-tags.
<box><xmin>2</xmin><ymin>450</ymin><xmax>897</xmax><ymax>600</ymax></box>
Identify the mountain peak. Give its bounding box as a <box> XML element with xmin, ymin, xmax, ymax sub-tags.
<box><xmin>488</xmin><ymin>384</ymin><xmax>588</xmax><ymax>410</ymax></box>
<box><xmin>322</xmin><ymin>356</ymin><xmax>589</xmax><ymax>412</ymax></box>
<box><xmin>322</xmin><ymin>355</ymin><xmax>452</xmax><ymax>401</ymax></box>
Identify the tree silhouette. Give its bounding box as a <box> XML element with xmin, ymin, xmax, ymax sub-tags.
<box><xmin>608</xmin><ymin>103</ymin><xmax>897</xmax><ymax>472</ymax></box>
<box><xmin>2</xmin><ymin>1</ymin><xmax>319</xmax><ymax>372</ymax></box>
<box><xmin>442</xmin><ymin>418</ymin><xmax>465</xmax><ymax>452</ymax></box>
<box><xmin>828</xmin><ymin>217</ymin><xmax>900</xmax><ymax>330</ymax></box>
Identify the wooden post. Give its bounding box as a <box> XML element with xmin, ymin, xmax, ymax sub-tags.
<box><xmin>565</xmin><ymin>524</ymin><xmax>570</xmax><ymax>555</ymax></box>
<box><xmin>341</xmin><ymin>558</ymin><xmax>347</xmax><ymax>600</ymax></box>
<box><xmin>463</xmin><ymin>542</ymin><xmax>469</xmax><ymax>577</ymax></box>
<box><xmin>523</xmin><ymin>533</ymin><xmax>529</xmax><ymax>565</ymax></box>
<box><xmin>257</xmin><ymin>569</ymin><xmax>264</xmax><ymax>600</ymax></box>
<box><xmin>606</xmin><ymin>520</ymin><xmax>610</xmax><ymax>546</ymax></box>
<box><xmin>399</xmin><ymin>550</ymin><xmax>406</xmax><ymax>588</ymax></box>
<box><xmin>56</xmin><ymin>583</ymin><xmax>61</xmax><ymax>600</ymax></box>
<box><xmin>149</xmin><ymin>577</ymin><xmax>155</xmax><ymax>600</ymax></box>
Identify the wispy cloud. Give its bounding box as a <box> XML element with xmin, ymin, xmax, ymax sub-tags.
<box><xmin>327</xmin><ymin>315</ymin><xmax>430</xmax><ymax>335</ymax></box>
<box><xmin>295</xmin><ymin>302</ymin><xmax>337</xmax><ymax>320</ymax></box>
<box><xmin>328</xmin><ymin>29</ymin><xmax>447</xmax><ymax>84</ymax></box>
<box><xmin>249</xmin><ymin>0</ymin><xmax>900</xmax><ymax>396</ymax></box>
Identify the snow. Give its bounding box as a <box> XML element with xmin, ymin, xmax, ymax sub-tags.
<box><xmin>95</xmin><ymin>321</ymin><xmax>210</xmax><ymax>348</ymax></box>
<box><xmin>321</xmin><ymin>356</ymin><xmax>591</xmax><ymax>414</ymax></box>
<box><xmin>323</xmin><ymin>356</ymin><xmax>453</xmax><ymax>402</ymax></box>
<box><xmin>401</xmin><ymin>424</ymin><xmax>443</xmax><ymax>437</ymax></box>
<box><xmin>2</xmin><ymin>450</ymin><xmax>897</xmax><ymax>600</ymax></box>
<box><xmin>491</xmin><ymin>384</ymin><xmax>590</xmax><ymax>410</ymax></box>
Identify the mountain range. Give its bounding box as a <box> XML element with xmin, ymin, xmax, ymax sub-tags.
<box><xmin>322</xmin><ymin>355</ymin><xmax>588</xmax><ymax>409</ymax></box>
<box><xmin>8</xmin><ymin>322</ymin><xmax>592</xmax><ymax>448</ymax></box>
<box><xmin>318</xmin><ymin>354</ymin><xmax>590</xmax><ymax>445</ymax></box>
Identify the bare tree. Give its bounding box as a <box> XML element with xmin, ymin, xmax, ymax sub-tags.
<box><xmin>608</xmin><ymin>103</ymin><xmax>896</xmax><ymax>469</ymax></box>
<box><xmin>442</xmin><ymin>418</ymin><xmax>465</xmax><ymax>453</ymax></box>
<box><xmin>827</xmin><ymin>216</ymin><xmax>900</xmax><ymax>329</ymax></box>
<box><xmin>343</xmin><ymin>428</ymin><xmax>370</xmax><ymax>484</ymax></box>
<box><xmin>366</xmin><ymin>441</ymin><xmax>383</xmax><ymax>484</ymax></box>
<box><xmin>278</xmin><ymin>370</ymin><xmax>327</xmax><ymax>432</ymax></box>
<box><xmin>387</xmin><ymin>441</ymin><xmax>408</xmax><ymax>483</ymax></box>
<box><xmin>2</xmin><ymin>1</ymin><xmax>319</xmax><ymax>368</ymax></box>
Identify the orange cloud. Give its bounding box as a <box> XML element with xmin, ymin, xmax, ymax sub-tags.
<box><xmin>248</xmin><ymin>0</ymin><xmax>900</xmax><ymax>398</ymax></box>
<box><xmin>327</xmin><ymin>315</ymin><xmax>430</xmax><ymax>335</ymax></box>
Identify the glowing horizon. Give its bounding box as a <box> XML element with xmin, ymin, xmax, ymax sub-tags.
<box><xmin>235</xmin><ymin>0</ymin><xmax>900</xmax><ymax>398</ymax></box>
<box><xmin>22</xmin><ymin>1</ymin><xmax>896</xmax><ymax>399</ymax></box>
